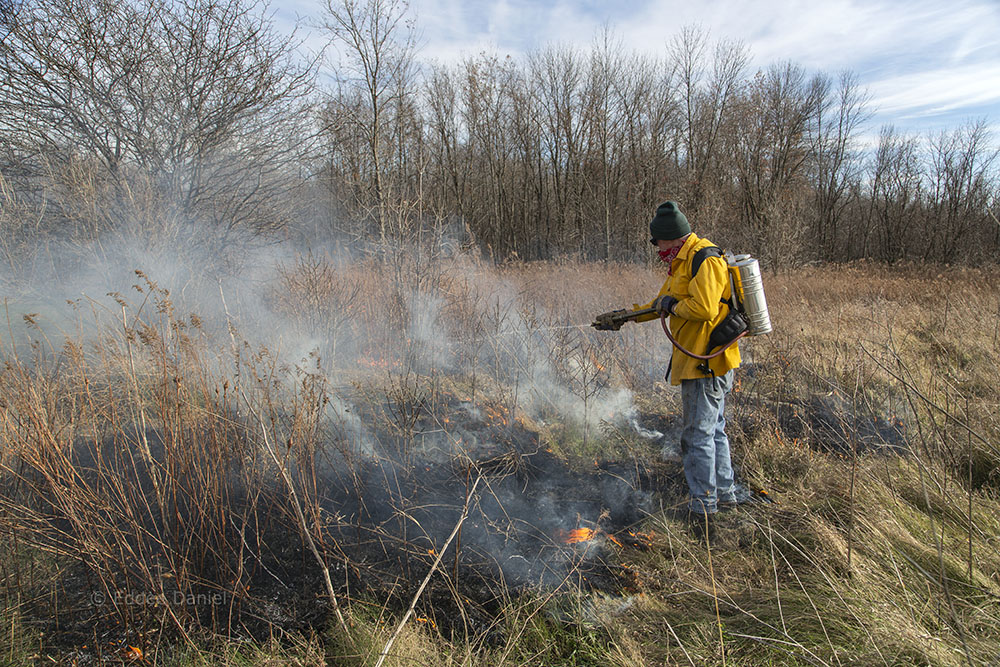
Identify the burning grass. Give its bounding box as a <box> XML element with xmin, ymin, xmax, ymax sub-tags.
<box><xmin>1</xmin><ymin>255</ymin><xmax>999</xmax><ymax>664</ymax></box>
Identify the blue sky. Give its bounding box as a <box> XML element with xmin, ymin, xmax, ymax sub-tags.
<box><xmin>276</xmin><ymin>0</ymin><xmax>1000</xmax><ymax>139</ymax></box>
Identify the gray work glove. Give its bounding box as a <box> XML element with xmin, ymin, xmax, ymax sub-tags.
<box><xmin>653</xmin><ymin>295</ymin><xmax>678</xmax><ymax>315</ymax></box>
<box><xmin>592</xmin><ymin>309</ymin><xmax>628</xmax><ymax>331</ymax></box>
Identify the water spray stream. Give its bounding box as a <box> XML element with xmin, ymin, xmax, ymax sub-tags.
<box><xmin>492</xmin><ymin>323</ymin><xmax>594</xmax><ymax>336</ymax></box>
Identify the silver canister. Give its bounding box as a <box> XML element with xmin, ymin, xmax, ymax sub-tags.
<box><xmin>730</xmin><ymin>256</ymin><xmax>772</xmax><ymax>336</ymax></box>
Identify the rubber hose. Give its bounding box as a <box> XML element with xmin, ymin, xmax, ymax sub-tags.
<box><xmin>659</xmin><ymin>310</ymin><xmax>747</xmax><ymax>360</ymax></box>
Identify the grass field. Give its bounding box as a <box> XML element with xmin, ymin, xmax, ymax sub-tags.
<box><xmin>1</xmin><ymin>252</ymin><xmax>998</xmax><ymax>665</ymax></box>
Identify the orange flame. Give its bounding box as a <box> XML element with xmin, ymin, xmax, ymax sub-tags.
<box><xmin>627</xmin><ymin>530</ymin><xmax>656</xmax><ymax>547</ymax></box>
<box><xmin>358</xmin><ymin>355</ymin><xmax>401</xmax><ymax>370</ymax></box>
<box><xmin>563</xmin><ymin>527</ymin><xmax>597</xmax><ymax>544</ymax></box>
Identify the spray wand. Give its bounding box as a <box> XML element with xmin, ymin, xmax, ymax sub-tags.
<box><xmin>590</xmin><ymin>306</ymin><xmax>656</xmax><ymax>331</ymax></box>
<box><xmin>590</xmin><ymin>307</ymin><xmax>743</xmax><ymax>360</ymax></box>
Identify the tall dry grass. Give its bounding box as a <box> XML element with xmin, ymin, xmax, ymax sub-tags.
<box><xmin>0</xmin><ymin>252</ymin><xmax>998</xmax><ymax>664</ymax></box>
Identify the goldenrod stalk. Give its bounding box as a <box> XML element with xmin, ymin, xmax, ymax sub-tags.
<box><xmin>240</xmin><ymin>389</ymin><xmax>351</xmax><ymax>639</ymax></box>
<box><xmin>374</xmin><ymin>474</ymin><xmax>482</xmax><ymax>667</ymax></box>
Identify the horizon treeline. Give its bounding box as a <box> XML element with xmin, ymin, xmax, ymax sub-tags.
<box><xmin>1</xmin><ymin>0</ymin><xmax>998</xmax><ymax>278</ymax></box>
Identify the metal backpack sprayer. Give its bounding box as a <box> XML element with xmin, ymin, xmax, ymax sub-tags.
<box><xmin>725</xmin><ymin>252</ymin><xmax>772</xmax><ymax>337</ymax></box>
<box><xmin>591</xmin><ymin>249</ymin><xmax>771</xmax><ymax>359</ymax></box>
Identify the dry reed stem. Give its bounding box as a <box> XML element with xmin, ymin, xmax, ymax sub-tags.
<box><xmin>239</xmin><ymin>388</ymin><xmax>351</xmax><ymax>641</ymax></box>
<box><xmin>704</xmin><ymin>519</ymin><xmax>727</xmax><ymax>667</ymax></box>
<box><xmin>767</xmin><ymin>518</ymin><xmax>787</xmax><ymax>635</ymax></box>
<box><xmin>373</xmin><ymin>474</ymin><xmax>482</xmax><ymax>667</ymax></box>
<box><xmin>664</xmin><ymin>620</ymin><xmax>697</xmax><ymax>667</ymax></box>
<box><xmin>890</xmin><ymin>355</ymin><xmax>974</xmax><ymax>665</ymax></box>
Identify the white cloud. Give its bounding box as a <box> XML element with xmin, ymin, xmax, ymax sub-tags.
<box><xmin>609</xmin><ymin>0</ymin><xmax>1000</xmax><ymax>73</ymax></box>
<box><xmin>614</xmin><ymin>0</ymin><xmax>1000</xmax><ymax>134</ymax></box>
<box><xmin>409</xmin><ymin>0</ymin><xmax>602</xmax><ymax>60</ymax></box>
<box><xmin>869</xmin><ymin>63</ymin><xmax>1000</xmax><ymax>118</ymax></box>
<box><xmin>268</xmin><ymin>0</ymin><xmax>1000</xmax><ymax>133</ymax></box>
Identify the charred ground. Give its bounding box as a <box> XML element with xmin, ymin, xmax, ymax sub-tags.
<box><xmin>2</xmin><ymin>259</ymin><xmax>999</xmax><ymax>665</ymax></box>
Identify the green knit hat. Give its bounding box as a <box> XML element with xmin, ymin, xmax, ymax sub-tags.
<box><xmin>649</xmin><ymin>201</ymin><xmax>690</xmax><ymax>243</ymax></box>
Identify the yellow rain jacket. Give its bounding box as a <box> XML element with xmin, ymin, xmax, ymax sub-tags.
<box><xmin>633</xmin><ymin>233</ymin><xmax>741</xmax><ymax>384</ymax></box>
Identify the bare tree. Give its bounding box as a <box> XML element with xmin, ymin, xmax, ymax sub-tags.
<box><xmin>865</xmin><ymin>125</ymin><xmax>923</xmax><ymax>262</ymax></box>
<box><xmin>530</xmin><ymin>44</ymin><xmax>588</xmax><ymax>253</ymax></box>
<box><xmin>320</xmin><ymin>0</ymin><xmax>417</xmax><ymax>245</ymax></box>
<box><xmin>424</xmin><ymin>64</ymin><xmax>466</xmax><ymax>220</ymax></box>
<box><xmin>809</xmin><ymin>70</ymin><xmax>870</xmax><ymax>260</ymax></box>
<box><xmin>668</xmin><ymin>26</ymin><xmax>747</xmax><ymax>216</ymax></box>
<box><xmin>0</xmin><ymin>0</ymin><xmax>15</xmax><ymax>32</ymax></box>
<box><xmin>460</xmin><ymin>52</ymin><xmax>518</xmax><ymax>259</ymax></box>
<box><xmin>671</xmin><ymin>25</ymin><xmax>708</xmax><ymax>189</ymax></box>
<box><xmin>305</xmin><ymin>18</ymin><xmax>997</xmax><ymax>267</ymax></box>
<box><xmin>732</xmin><ymin>62</ymin><xmax>825</xmax><ymax>266</ymax></box>
<box><xmin>615</xmin><ymin>51</ymin><xmax>676</xmax><ymax>259</ymax></box>
<box><xmin>582</xmin><ymin>28</ymin><xmax>626</xmax><ymax>260</ymax></box>
<box><xmin>0</xmin><ymin>0</ymin><xmax>316</xmax><ymax>246</ymax></box>
<box><xmin>927</xmin><ymin>119</ymin><xmax>999</xmax><ymax>262</ymax></box>
<box><xmin>506</xmin><ymin>59</ymin><xmax>546</xmax><ymax>258</ymax></box>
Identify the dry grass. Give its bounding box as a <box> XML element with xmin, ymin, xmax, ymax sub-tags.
<box><xmin>1</xmin><ymin>253</ymin><xmax>999</xmax><ymax>665</ymax></box>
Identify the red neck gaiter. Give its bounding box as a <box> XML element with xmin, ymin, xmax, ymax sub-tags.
<box><xmin>658</xmin><ymin>245</ymin><xmax>682</xmax><ymax>274</ymax></box>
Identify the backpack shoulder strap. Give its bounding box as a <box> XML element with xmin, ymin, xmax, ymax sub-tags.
<box><xmin>691</xmin><ymin>245</ymin><xmax>723</xmax><ymax>279</ymax></box>
<box><xmin>692</xmin><ymin>245</ymin><xmax>737</xmax><ymax>308</ymax></box>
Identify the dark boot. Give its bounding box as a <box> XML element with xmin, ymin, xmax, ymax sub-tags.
<box><xmin>687</xmin><ymin>511</ymin><xmax>716</xmax><ymax>542</ymax></box>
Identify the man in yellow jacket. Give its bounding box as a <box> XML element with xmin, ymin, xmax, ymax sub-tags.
<box><xmin>631</xmin><ymin>201</ymin><xmax>742</xmax><ymax>537</ymax></box>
